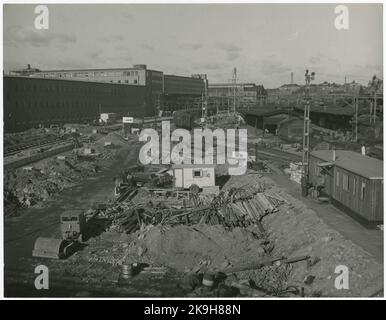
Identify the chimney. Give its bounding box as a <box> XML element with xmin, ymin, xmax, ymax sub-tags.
<box><xmin>332</xmin><ymin>150</ymin><xmax>336</xmax><ymax>161</ymax></box>
<box><xmin>291</xmin><ymin>72</ymin><xmax>294</xmax><ymax>85</ymax></box>
<box><xmin>361</xmin><ymin>146</ymin><xmax>366</xmax><ymax>155</ymax></box>
<box><xmin>27</xmin><ymin>64</ymin><xmax>31</xmax><ymax>69</ymax></box>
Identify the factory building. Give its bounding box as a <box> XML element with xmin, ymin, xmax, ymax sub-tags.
<box><xmin>208</xmin><ymin>83</ymin><xmax>267</xmax><ymax>110</ymax></box>
<box><xmin>5</xmin><ymin>65</ymin><xmax>207</xmax><ymax>132</ymax></box>
<box><xmin>20</xmin><ymin>64</ymin><xmax>150</xmax><ymax>86</ymax></box>
<box><xmin>3</xmin><ymin>76</ymin><xmax>147</xmax><ymax>132</ymax></box>
<box><xmin>162</xmin><ymin>74</ymin><xmax>207</xmax><ymax>111</ymax></box>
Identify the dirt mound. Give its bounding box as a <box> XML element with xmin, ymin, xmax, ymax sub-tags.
<box><xmin>220</xmin><ymin>174</ymin><xmax>384</xmax><ymax>297</ymax></box>
<box><xmin>4</xmin><ymin>156</ymin><xmax>98</xmax><ymax>212</ymax></box>
<box><xmin>263</xmin><ymin>190</ymin><xmax>384</xmax><ymax>297</ymax></box>
<box><xmin>124</xmin><ymin>224</ymin><xmax>267</xmax><ymax>272</ymax></box>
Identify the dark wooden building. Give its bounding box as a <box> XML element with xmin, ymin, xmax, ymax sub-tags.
<box><xmin>277</xmin><ymin>117</ymin><xmax>304</xmax><ymax>142</ymax></box>
<box><xmin>294</xmin><ymin>104</ymin><xmax>354</xmax><ymax>131</ymax></box>
<box><xmin>243</xmin><ymin>109</ymin><xmax>289</xmax><ymax>133</ymax></box>
<box><xmin>309</xmin><ymin>150</ymin><xmax>383</xmax><ymax>227</ymax></box>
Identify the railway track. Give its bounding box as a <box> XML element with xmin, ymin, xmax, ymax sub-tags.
<box><xmin>4</xmin><ymin>137</ymin><xmax>68</xmax><ymax>157</ymax></box>
<box><xmin>247</xmin><ymin>143</ymin><xmax>302</xmax><ymax>164</ymax></box>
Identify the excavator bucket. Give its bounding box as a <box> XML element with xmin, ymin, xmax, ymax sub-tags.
<box><xmin>32</xmin><ymin>237</ymin><xmax>73</xmax><ymax>259</ymax></box>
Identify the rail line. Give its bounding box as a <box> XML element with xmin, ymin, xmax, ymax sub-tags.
<box><xmin>4</xmin><ymin>137</ymin><xmax>67</xmax><ymax>157</ymax></box>
<box><xmin>247</xmin><ymin>144</ymin><xmax>302</xmax><ymax>164</ymax></box>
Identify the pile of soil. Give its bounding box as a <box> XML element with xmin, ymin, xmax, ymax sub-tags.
<box><xmin>4</xmin><ymin>156</ymin><xmax>98</xmax><ymax>212</ymax></box>
<box><xmin>127</xmin><ymin>225</ymin><xmax>267</xmax><ymax>272</ymax></box>
<box><xmin>262</xmin><ymin>187</ymin><xmax>384</xmax><ymax>297</ymax></box>
<box><xmin>224</xmin><ymin>174</ymin><xmax>384</xmax><ymax>297</ymax></box>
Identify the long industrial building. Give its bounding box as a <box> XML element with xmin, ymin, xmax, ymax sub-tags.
<box><xmin>4</xmin><ymin>64</ymin><xmax>207</xmax><ymax>132</ymax></box>
<box><xmin>208</xmin><ymin>83</ymin><xmax>267</xmax><ymax>110</ymax></box>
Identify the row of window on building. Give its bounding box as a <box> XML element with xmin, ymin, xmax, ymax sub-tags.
<box><xmin>39</xmin><ymin>70</ymin><xmax>140</xmax><ymax>78</ymax></box>
<box><xmin>12</xmin><ymin>82</ymin><xmax>138</xmax><ymax>95</ymax></box>
<box><xmin>336</xmin><ymin>170</ymin><xmax>366</xmax><ymax>201</ymax></box>
<box><xmin>314</xmin><ymin>166</ymin><xmax>367</xmax><ymax>201</ymax></box>
<box><xmin>12</xmin><ymin>100</ymin><xmax>98</xmax><ymax>111</ymax></box>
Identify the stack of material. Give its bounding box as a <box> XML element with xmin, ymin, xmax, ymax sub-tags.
<box><xmin>289</xmin><ymin>162</ymin><xmax>303</xmax><ymax>184</ymax></box>
<box><xmin>99</xmin><ymin>186</ymin><xmax>288</xmax><ymax>235</ymax></box>
<box><xmin>216</xmin><ymin>192</ymin><xmax>284</xmax><ymax>231</ymax></box>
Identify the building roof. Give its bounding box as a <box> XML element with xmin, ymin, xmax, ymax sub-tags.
<box><xmin>295</xmin><ymin>104</ymin><xmax>354</xmax><ymax>116</ymax></box>
<box><xmin>244</xmin><ymin>109</ymin><xmax>288</xmax><ymax>117</ymax></box>
<box><xmin>11</xmin><ymin>65</ymin><xmax>161</xmax><ymax>74</ymax></box>
<box><xmin>209</xmin><ymin>83</ymin><xmax>255</xmax><ymax>87</ymax></box>
<box><xmin>280</xmin><ymin>84</ymin><xmax>301</xmax><ymax>88</ymax></box>
<box><xmin>172</xmin><ymin>164</ymin><xmax>216</xmax><ymax>169</ymax></box>
<box><xmin>311</xmin><ymin>150</ymin><xmax>383</xmax><ymax>179</ymax></box>
<box><xmin>279</xmin><ymin>117</ymin><xmax>303</xmax><ymax>126</ymax></box>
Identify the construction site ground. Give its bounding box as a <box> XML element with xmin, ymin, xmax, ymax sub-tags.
<box><xmin>4</xmin><ymin>123</ymin><xmax>384</xmax><ymax>298</ymax></box>
<box><xmin>269</xmin><ymin>173</ymin><xmax>383</xmax><ymax>264</ymax></box>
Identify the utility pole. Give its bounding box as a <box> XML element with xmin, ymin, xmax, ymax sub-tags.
<box><xmin>201</xmin><ymin>74</ymin><xmax>208</xmax><ymax>126</ymax></box>
<box><xmin>232</xmin><ymin>67</ymin><xmax>237</xmax><ymax>113</ymax></box>
<box><xmin>373</xmin><ymin>91</ymin><xmax>377</xmax><ymax>125</ymax></box>
<box><xmin>354</xmin><ymin>96</ymin><xmax>358</xmax><ymax>142</ymax></box>
<box><xmin>369</xmin><ymin>75</ymin><xmax>381</xmax><ymax>126</ymax></box>
<box><xmin>302</xmin><ymin>69</ymin><xmax>315</xmax><ymax>197</ymax></box>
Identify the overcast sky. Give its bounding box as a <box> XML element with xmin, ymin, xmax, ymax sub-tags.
<box><xmin>3</xmin><ymin>3</ymin><xmax>383</xmax><ymax>88</ymax></box>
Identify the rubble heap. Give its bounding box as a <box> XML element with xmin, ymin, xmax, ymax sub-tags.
<box><xmin>97</xmin><ymin>183</ymin><xmax>286</xmax><ymax>235</ymax></box>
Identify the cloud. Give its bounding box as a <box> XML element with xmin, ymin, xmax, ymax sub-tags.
<box><xmin>260</xmin><ymin>60</ymin><xmax>291</xmax><ymax>76</ymax></box>
<box><xmin>309</xmin><ymin>56</ymin><xmax>321</xmax><ymax>64</ymax></box>
<box><xmin>115</xmin><ymin>44</ymin><xmax>129</xmax><ymax>52</ymax></box>
<box><xmin>179</xmin><ymin>43</ymin><xmax>203</xmax><ymax>51</ymax></box>
<box><xmin>216</xmin><ymin>43</ymin><xmax>242</xmax><ymax>61</ymax></box>
<box><xmin>5</xmin><ymin>26</ymin><xmax>76</xmax><ymax>48</ymax></box>
<box><xmin>193</xmin><ymin>62</ymin><xmax>227</xmax><ymax>71</ymax></box>
<box><xmin>56</xmin><ymin>57</ymin><xmax>92</xmax><ymax>69</ymax></box>
<box><xmin>283</xmin><ymin>30</ymin><xmax>299</xmax><ymax>42</ymax></box>
<box><xmin>99</xmin><ymin>34</ymin><xmax>125</xmax><ymax>42</ymax></box>
<box><xmin>141</xmin><ymin>44</ymin><xmax>154</xmax><ymax>51</ymax></box>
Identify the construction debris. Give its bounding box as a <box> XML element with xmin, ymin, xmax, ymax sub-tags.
<box><xmin>4</xmin><ymin>132</ymin><xmax>131</xmax><ymax>216</ymax></box>
<box><xmin>94</xmin><ymin>183</ymin><xmax>287</xmax><ymax>235</ymax></box>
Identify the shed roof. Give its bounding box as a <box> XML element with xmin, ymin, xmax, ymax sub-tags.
<box><xmin>172</xmin><ymin>164</ymin><xmax>216</xmax><ymax>169</ymax></box>
<box><xmin>295</xmin><ymin>105</ymin><xmax>354</xmax><ymax>116</ymax></box>
<box><xmin>244</xmin><ymin>109</ymin><xmax>287</xmax><ymax>118</ymax></box>
<box><xmin>311</xmin><ymin>150</ymin><xmax>383</xmax><ymax>179</ymax></box>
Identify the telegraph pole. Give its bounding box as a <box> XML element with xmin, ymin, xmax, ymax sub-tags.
<box><xmin>302</xmin><ymin>69</ymin><xmax>315</xmax><ymax>197</ymax></box>
<box><xmin>369</xmin><ymin>75</ymin><xmax>381</xmax><ymax>126</ymax></box>
<box><xmin>232</xmin><ymin>67</ymin><xmax>237</xmax><ymax>113</ymax></box>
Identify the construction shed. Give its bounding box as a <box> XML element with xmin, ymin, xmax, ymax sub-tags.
<box><xmin>170</xmin><ymin>164</ymin><xmax>216</xmax><ymax>190</ymax></box>
<box><xmin>309</xmin><ymin>150</ymin><xmax>383</xmax><ymax>228</ymax></box>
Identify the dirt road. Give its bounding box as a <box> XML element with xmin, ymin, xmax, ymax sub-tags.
<box><xmin>4</xmin><ymin>142</ymin><xmax>140</xmax><ymax>296</ymax></box>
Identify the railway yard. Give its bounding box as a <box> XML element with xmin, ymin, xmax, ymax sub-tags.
<box><xmin>3</xmin><ymin>113</ymin><xmax>383</xmax><ymax>298</ymax></box>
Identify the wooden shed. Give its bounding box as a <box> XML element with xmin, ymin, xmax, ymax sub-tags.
<box><xmin>309</xmin><ymin>150</ymin><xmax>383</xmax><ymax>227</ymax></box>
<box><xmin>170</xmin><ymin>164</ymin><xmax>216</xmax><ymax>190</ymax></box>
<box><xmin>277</xmin><ymin>117</ymin><xmax>304</xmax><ymax>142</ymax></box>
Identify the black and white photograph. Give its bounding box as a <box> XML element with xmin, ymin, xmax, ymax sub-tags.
<box><xmin>1</xmin><ymin>1</ymin><xmax>384</xmax><ymax>301</ymax></box>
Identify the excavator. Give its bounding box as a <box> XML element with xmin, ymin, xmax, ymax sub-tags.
<box><xmin>32</xmin><ymin>210</ymin><xmax>87</xmax><ymax>259</ymax></box>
